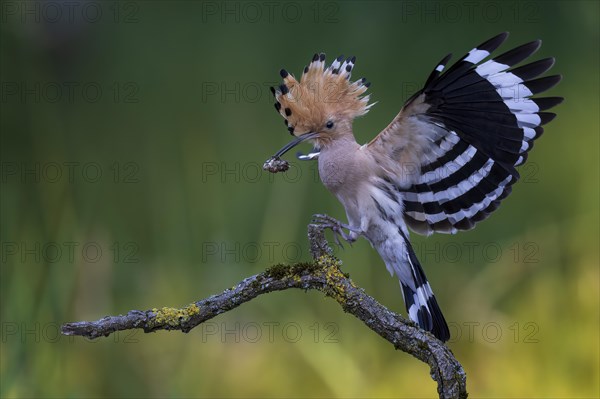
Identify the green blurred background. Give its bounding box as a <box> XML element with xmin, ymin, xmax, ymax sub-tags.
<box><xmin>1</xmin><ymin>0</ymin><xmax>598</xmax><ymax>397</ymax></box>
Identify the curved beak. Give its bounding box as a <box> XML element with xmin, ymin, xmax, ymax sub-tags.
<box><xmin>273</xmin><ymin>132</ymin><xmax>319</xmax><ymax>158</ymax></box>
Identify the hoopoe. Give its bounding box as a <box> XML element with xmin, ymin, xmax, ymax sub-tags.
<box><xmin>264</xmin><ymin>32</ymin><xmax>562</xmax><ymax>342</ymax></box>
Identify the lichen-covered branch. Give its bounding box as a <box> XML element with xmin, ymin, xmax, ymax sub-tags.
<box><xmin>61</xmin><ymin>225</ymin><xmax>467</xmax><ymax>399</ymax></box>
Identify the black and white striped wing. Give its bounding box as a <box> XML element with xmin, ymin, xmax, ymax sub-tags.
<box><xmin>370</xmin><ymin>32</ymin><xmax>563</xmax><ymax>235</ymax></box>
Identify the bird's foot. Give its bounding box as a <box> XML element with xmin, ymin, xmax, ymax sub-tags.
<box><xmin>311</xmin><ymin>214</ymin><xmax>360</xmax><ymax>248</ymax></box>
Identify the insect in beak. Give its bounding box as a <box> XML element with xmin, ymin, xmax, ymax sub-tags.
<box><xmin>263</xmin><ymin>132</ymin><xmax>319</xmax><ymax>173</ymax></box>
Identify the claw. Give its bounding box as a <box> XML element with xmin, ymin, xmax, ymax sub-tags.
<box><xmin>310</xmin><ymin>213</ymin><xmax>360</xmax><ymax>248</ymax></box>
<box><xmin>333</xmin><ymin>232</ymin><xmax>343</xmax><ymax>249</ymax></box>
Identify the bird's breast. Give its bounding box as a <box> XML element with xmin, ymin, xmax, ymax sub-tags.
<box><xmin>318</xmin><ymin>157</ymin><xmax>348</xmax><ymax>192</ymax></box>
<box><xmin>317</xmin><ymin>145</ymin><xmax>367</xmax><ymax>195</ymax></box>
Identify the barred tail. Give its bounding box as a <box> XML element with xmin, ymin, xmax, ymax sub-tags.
<box><xmin>400</xmin><ymin>282</ymin><xmax>449</xmax><ymax>342</ymax></box>
<box><xmin>399</xmin><ymin>230</ymin><xmax>450</xmax><ymax>342</ymax></box>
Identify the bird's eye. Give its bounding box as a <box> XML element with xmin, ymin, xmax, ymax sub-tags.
<box><xmin>326</xmin><ymin>121</ymin><xmax>334</xmax><ymax>129</ymax></box>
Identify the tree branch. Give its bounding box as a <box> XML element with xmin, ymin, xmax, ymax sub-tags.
<box><xmin>61</xmin><ymin>225</ymin><xmax>467</xmax><ymax>398</ymax></box>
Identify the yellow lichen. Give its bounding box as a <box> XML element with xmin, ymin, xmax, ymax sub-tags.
<box><xmin>312</xmin><ymin>254</ymin><xmax>353</xmax><ymax>304</ymax></box>
<box><xmin>263</xmin><ymin>255</ymin><xmax>355</xmax><ymax>304</ymax></box>
<box><xmin>151</xmin><ymin>303</ymin><xmax>200</xmax><ymax>327</ymax></box>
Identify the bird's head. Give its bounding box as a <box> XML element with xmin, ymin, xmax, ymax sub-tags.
<box><xmin>270</xmin><ymin>53</ymin><xmax>373</xmax><ymax>158</ymax></box>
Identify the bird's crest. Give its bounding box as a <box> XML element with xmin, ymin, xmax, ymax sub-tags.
<box><xmin>271</xmin><ymin>53</ymin><xmax>373</xmax><ymax>136</ymax></box>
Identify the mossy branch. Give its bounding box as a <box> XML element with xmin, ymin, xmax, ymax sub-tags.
<box><xmin>61</xmin><ymin>225</ymin><xmax>467</xmax><ymax>399</ymax></box>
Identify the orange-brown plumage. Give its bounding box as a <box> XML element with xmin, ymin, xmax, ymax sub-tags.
<box><xmin>272</xmin><ymin>53</ymin><xmax>372</xmax><ymax>147</ymax></box>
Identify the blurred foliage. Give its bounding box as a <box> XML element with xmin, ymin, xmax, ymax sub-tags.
<box><xmin>1</xmin><ymin>1</ymin><xmax>598</xmax><ymax>397</ymax></box>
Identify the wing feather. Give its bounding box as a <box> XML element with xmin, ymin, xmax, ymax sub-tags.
<box><xmin>367</xmin><ymin>32</ymin><xmax>562</xmax><ymax>236</ymax></box>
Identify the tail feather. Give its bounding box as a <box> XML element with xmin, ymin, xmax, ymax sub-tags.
<box><xmin>400</xmin><ymin>283</ymin><xmax>449</xmax><ymax>341</ymax></box>
<box><xmin>400</xmin><ymin>230</ymin><xmax>450</xmax><ymax>342</ymax></box>
<box><xmin>368</xmin><ymin>184</ymin><xmax>450</xmax><ymax>341</ymax></box>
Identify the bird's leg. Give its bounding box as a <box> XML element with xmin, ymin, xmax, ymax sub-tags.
<box><xmin>311</xmin><ymin>214</ymin><xmax>362</xmax><ymax>248</ymax></box>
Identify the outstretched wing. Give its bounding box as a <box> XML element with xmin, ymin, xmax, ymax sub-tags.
<box><xmin>368</xmin><ymin>32</ymin><xmax>563</xmax><ymax>236</ymax></box>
